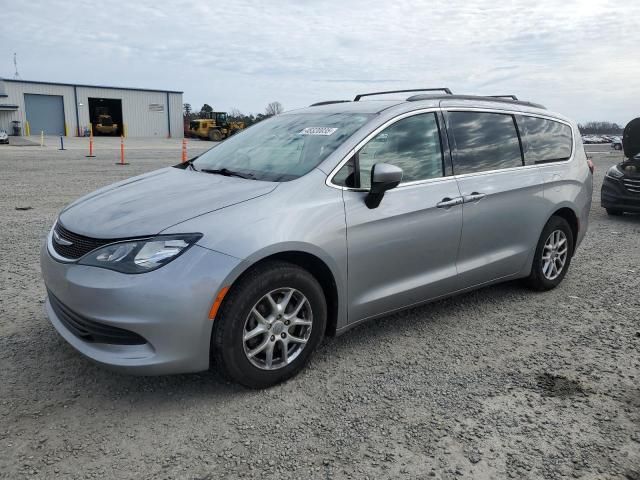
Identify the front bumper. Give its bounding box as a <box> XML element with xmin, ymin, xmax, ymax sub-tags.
<box><xmin>41</xmin><ymin>233</ymin><xmax>241</xmax><ymax>375</ymax></box>
<box><xmin>601</xmin><ymin>175</ymin><xmax>640</xmax><ymax>212</ymax></box>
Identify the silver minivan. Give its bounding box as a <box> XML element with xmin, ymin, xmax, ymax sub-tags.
<box><xmin>41</xmin><ymin>89</ymin><xmax>593</xmax><ymax>387</ymax></box>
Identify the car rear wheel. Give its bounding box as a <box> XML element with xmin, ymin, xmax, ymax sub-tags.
<box><xmin>526</xmin><ymin>216</ymin><xmax>574</xmax><ymax>291</ymax></box>
<box><xmin>211</xmin><ymin>261</ymin><xmax>326</xmax><ymax>388</ymax></box>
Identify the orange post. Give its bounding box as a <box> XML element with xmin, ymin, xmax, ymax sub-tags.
<box><xmin>116</xmin><ymin>135</ymin><xmax>129</xmax><ymax>166</ymax></box>
<box><xmin>181</xmin><ymin>138</ymin><xmax>187</xmax><ymax>163</ymax></box>
<box><xmin>85</xmin><ymin>130</ymin><xmax>96</xmax><ymax>158</ymax></box>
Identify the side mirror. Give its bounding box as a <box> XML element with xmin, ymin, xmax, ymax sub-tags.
<box><xmin>365</xmin><ymin>163</ymin><xmax>403</xmax><ymax>209</ymax></box>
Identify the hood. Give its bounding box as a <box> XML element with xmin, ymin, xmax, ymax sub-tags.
<box><xmin>623</xmin><ymin>117</ymin><xmax>640</xmax><ymax>159</ymax></box>
<box><xmin>59</xmin><ymin>167</ymin><xmax>278</xmax><ymax>238</ymax></box>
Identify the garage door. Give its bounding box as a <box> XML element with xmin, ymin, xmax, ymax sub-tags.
<box><xmin>24</xmin><ymin>94</ymin><xmax>65</xmax><ymax>136</ymax></box>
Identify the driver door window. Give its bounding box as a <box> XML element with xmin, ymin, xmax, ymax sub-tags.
<box><xmin>357</xmin><ymin>113</ymin><xmax>444</xmax><ymax>188</ymax></box>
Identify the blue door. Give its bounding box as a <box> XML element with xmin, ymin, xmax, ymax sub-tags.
<box><xmin>24</xmin><ymin>94</ymin><xmax>65</xmax><ymax>136</ymax></box>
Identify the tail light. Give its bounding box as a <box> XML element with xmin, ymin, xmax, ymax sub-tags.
<box><xmin>587</xmin><ymin>157</ymin><xmax>595</xmax><ymax>174</ymax></box>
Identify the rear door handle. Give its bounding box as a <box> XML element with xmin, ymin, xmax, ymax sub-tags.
<box><xmin>463</xmin><ymin>192</ymin><xmax>486</xmax><ymax>203</ymax></box>
<box><xmin>436</xmin><ymin>197</ymin><xmax>463</xmax><ymax>208</ymax></box>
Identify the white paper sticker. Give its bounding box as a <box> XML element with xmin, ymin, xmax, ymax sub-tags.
<box><xmin>299</xmin><ymin>127</ymin><xmax>338</xmax><ymax>136</ymax></box>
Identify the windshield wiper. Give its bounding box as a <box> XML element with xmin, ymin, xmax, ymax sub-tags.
<box><xmin>200</xmin><ymin>168</ymin><xmax>253</xmax><ymax>179</ymax></box>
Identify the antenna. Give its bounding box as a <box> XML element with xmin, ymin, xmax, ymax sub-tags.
<box><xmin>13</xmin><ymin>53</ymin><xmax>21</xmax><ymax>80</ymax></box>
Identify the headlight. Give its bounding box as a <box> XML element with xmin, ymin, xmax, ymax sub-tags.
<box><xmin>78</xmin><ymin>234</ymin><xmax>202</xmax><ymax>273</ymax></box>
<box><xmin>605</xmin><ymin>165</ymin><xmax>624</xmax><ymax>179</ymax></box>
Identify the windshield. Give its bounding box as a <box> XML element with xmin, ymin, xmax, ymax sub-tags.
<box><xmin>192</xmin><ymin>112</ymin><xmax>372</xmax><ymax>181</ymax></box>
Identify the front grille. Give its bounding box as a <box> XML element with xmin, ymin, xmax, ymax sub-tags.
<box><xmin>52</xmin><ymin>222</ymin><xmax>112</xmax><ymax>260</ymax></box>
<box><xmin>48</xmin><ymin>290</ymin><xmax>146</xmax><ymax>345</ymax></box>
<box><xmin>622</xmin><ymin>178</ymin><xmax>640</xmax><ymax>194</ymax></box>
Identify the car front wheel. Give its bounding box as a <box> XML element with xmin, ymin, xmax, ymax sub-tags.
<box><xmin>211</xmin><ymin>261</ymin><xmax>327</xmax><ymax>388</ymax></box>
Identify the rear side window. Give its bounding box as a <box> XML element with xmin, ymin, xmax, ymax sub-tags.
<box><xmin>448</xmin><ymin>112</ymin><xmax>523</xmax><ymax>175</ymax></box>
<box><xmin>519</xmin><ymin>116</ymin><xmax>573</xmax><ymax>164</ymax></box>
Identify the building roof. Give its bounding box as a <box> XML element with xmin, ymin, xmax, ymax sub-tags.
<box><xmin>3</xmin><ymin>78</ymin><xmax>182</xmax><ymax>94</ymax></box>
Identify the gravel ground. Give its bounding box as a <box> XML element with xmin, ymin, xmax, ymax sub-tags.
<box><xmin>0</xmin><ymin>139</ymin><xmax>638</xmax><ymax>479</ymax></box>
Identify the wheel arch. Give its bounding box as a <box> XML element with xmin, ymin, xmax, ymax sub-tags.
<box><xmin>550</xmin><ymin>207</ymin><xmax>579</xmax><ymax>254</ymax></box>
<box><xmin>218</xmin><ymin>248</ymin><xmax>343</xmax><ymax>338</ymax></box>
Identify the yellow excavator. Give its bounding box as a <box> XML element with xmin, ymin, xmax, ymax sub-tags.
<box><xmin>188</xmin><ymin>111</ymin><xmax>244</xmax><ymax>141</ymax></box>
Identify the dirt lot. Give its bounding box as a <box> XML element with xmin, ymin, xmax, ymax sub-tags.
<box><xmin>0</xmin><ymin>138</ymin><xmax>638</xmax><ymax>479</ymax></box>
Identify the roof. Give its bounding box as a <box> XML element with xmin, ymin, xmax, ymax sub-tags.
<box><xmin>296</xmin><ymin>91</ymin><xmax>566</xmax><ymax>121</ymax></box>
<box><xmin>286</xmin><ymin>99</ymin><xmax>411</xmax><ymax>115</ymax></box>
<box><xmin>3</xmin><ymin>78</ymin><xmax>182</xmax><ymax>94</ymax></box>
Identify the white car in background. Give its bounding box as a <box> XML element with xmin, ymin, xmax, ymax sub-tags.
<box><xmin>0</xmin><ymin>129</ymin><xmax>9</xmax><ymax>144</ymax></box>
<box><xmin>610</xmin><ymin>137</ymin><xmax>623</xmax><ymax>150</ymax></box>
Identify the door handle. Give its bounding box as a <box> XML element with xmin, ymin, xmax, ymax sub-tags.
<box><xmin>463</xmin><ymin>192</ymin><xmax>486</xmax><ymax>203</ymax></box>
<box><xmin>436</xmin><ymin>197</ymin><xmax>463</xmax><ymax>208</ymax></box>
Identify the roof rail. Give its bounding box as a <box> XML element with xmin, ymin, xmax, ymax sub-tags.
<box><xmin>309</xmin><ymin>100</ymin><xmax>351</xmax><ymax>107</ymax></box>
<box><xmin>406</xmin><ymin>93</ymin><xmax>546</xmax><ymax>110</ymax></box>
<box><xmin>354</xmin><ymin>88</ymin><xmax>452</xmax><ymax>102</ymax></box>
<box><xmin>489</xmin><ymin>95</ymin><xmax>519</xmax><ymax>100</ymax></box>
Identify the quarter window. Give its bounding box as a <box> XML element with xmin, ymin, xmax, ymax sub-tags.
<box><xmin>448</xmin><ymin>112</ymin><xmax>523</xmax><ymax>175</ymax></box>
<box><xmin>332</xmin><ymin>156</ymin><xmax>357</xmax><ymax>188</ymax></box>
<box><xmin>519</xmin><ymin>116</ymin><xmax>573</xmax><ymax>164</ymax></box>
<box><xmin>356</xmin><ymin>113</ymin><xmax>443</xmax><ymax>189</ymax></box>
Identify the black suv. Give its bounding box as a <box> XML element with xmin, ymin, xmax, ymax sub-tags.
<box><xmin>602</xmin><ymin>118</ymin><xmax>640</xmax><ymax>215</ymax></box>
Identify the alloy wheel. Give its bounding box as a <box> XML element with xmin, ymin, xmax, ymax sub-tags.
<box><xmin>242</xmin><ymin>288</ymin><xmax>313</xmax><ymax>370</ymax></box>
<box><xmin>541</xmin><ymin>229</ymin><xmax>568</xmax><ymax>280</ymax></box>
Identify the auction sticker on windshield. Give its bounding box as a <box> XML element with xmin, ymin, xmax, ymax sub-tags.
<box><xmin>299</xmin><ymin>127</ymin><xmax>338</xmax><ymax>136</ymax></box>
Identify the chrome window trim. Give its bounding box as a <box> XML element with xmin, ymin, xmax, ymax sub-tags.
<box><xmin>325</xmin><ymin>106</ymin><xmax>576</xmax><ymax>191</ymax></box>
<box><xmin>453</xmin><ymin>163</ymin><xmax>541</xmax><ymax>180</ymax></box>
<box><xmin>444</xmin><ymin>107</ymin><xmax>575</xmax><ymax>173</ymax></box>
<box><xmin>325</xmin><ymin>107</ymin><xmax>441</xmax><ymax>191</ymax></box>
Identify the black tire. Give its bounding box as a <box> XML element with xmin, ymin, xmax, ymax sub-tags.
<box><xmin>606</xmin><ymin>208</ymin><xmax>623</xmax><ymax>216</ymax></box>
<box><xmin>526</xmin><ymin>216</ymin><xmax>574</xmax><ymax>291</ymax></box>
<box><xmin>211</xmin><ymin>261</ymin><xmax>326</xmax><ymax>388</ymax></box>
<box><xmin>614</xmin><ymin>144</ymin><xmax>622</xmax><ymax>151</ymax></box>
<box><xmin>208</xmin><ymin>129</ymin><xmax>222</xmax><ymax>141</ymax></box>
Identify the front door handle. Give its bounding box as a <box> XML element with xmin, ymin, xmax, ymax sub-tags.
<box><xmin>463</xmin><ymin>192</ymin><xmax>486</xmax><ymax>203</ymax></box>
<box><xmin>436</xmin><ymin>197</ymin><xmax>463</xmax><ymax>208</ymax></box>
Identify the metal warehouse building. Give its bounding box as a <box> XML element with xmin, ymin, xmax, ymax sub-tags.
<box><xmin>0</xmin><ymin>77</ymin><xmax>183</xmax><ymax>138</ymax></box>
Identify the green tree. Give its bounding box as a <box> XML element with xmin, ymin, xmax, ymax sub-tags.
<box><xmin>199</xmin><ymin>104</ymin><xmax>214</xmax><ymax>118</ymax></box>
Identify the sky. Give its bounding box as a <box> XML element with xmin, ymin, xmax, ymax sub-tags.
<box><xmin>1</xmin><ymin>0</ymin><xmax>638</xmax><ymax>124</ymax></box>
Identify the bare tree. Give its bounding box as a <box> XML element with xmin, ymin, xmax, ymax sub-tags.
<box><xmin>265</xmin><ymin>101</ymin><xmax>283</xmax><ymax>117</ymax></box>
<box><xmin>578</xmin><ymin>121</ymin><xmax>623</xmax><ymax>135</ymax></box>
<box><xmin>228</xmin><ymin>108</ymin><xmax>243</xmax><ymax>120</ymax></box>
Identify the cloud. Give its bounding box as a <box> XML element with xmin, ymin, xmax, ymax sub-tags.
<box><xmin>1</xmin><ymin>0</ymin><xmax>638</xmax><ymax>123</ymax></box>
